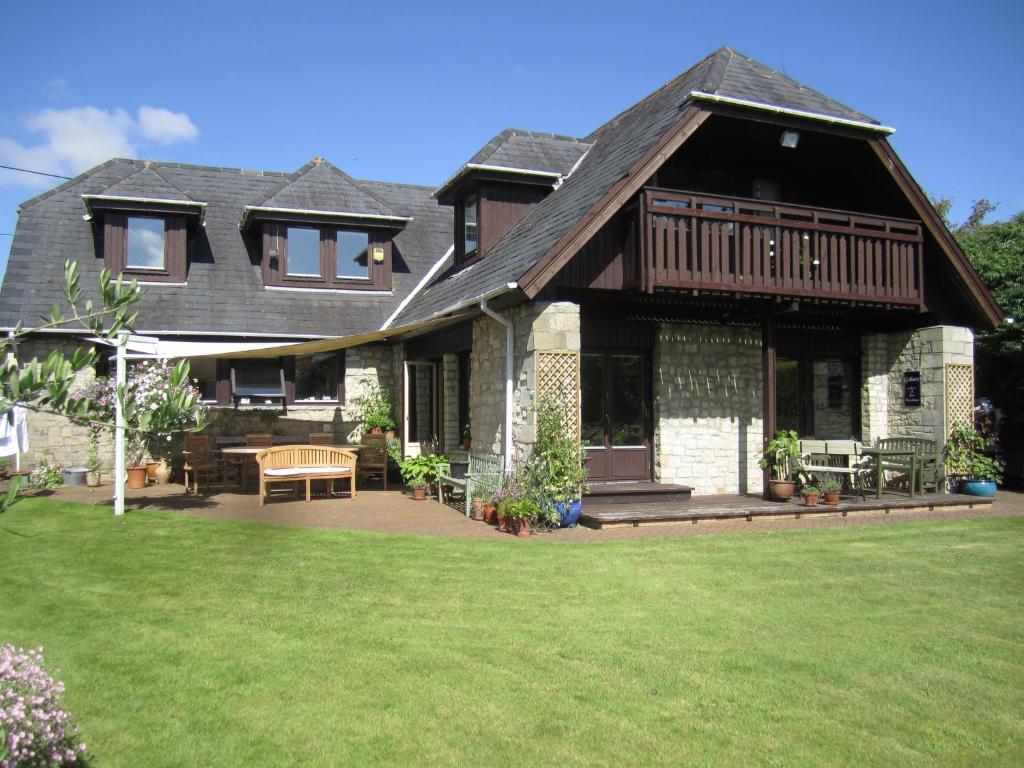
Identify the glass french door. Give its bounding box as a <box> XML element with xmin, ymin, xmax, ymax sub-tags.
<box><xmin>580</xmin><ymin>352</ymin><xmax>650</xmax><ymax>481</ymax></box>
<box><xmin>403</xmin><ymin>361</ymin><xmax>437</xmax><ymax>457</ymax></box>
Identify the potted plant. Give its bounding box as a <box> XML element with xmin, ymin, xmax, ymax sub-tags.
<box><xmin>351</xmin><ymin>381</ymin><xmax>396</xmax><ymax>436</ymax></box>
<box><xmin>504</xmin><ymin>495</ymin><xmax>541</xmax><ymax>538</ymax></box>
<box><xmin>945</xmin><ymin>423</ymin><xmax>1003</xmax><ymax>497</ymax></box>
<box><xmin>462</xmin><ymin>423</ymin><xmax>472</xmax><ymax>450</ymax></box>
<box><xmin>85</xmin><ymin>428</ymin><xmax>102</xmax><ymax>486</ymax></box>
<box><xmin>800</xmin><ymin>484</ymin><xmax>820</xmax><ymax>507</ymax></box>
<box><xmin>759</xmin><ymin>430</ymin><xmax>800</xmax><ymax>500</ymax></box>
<box><xmin>399</xmin><ymin>452</ymin><xmax>448</xmax><ymax>501</ymax></box>
<box><xmin>525</xmin><ymin>398</ymin><xmax>589</xmax><ymax>528</ymax></box>
<box><xmin>819</xmin><ymin>477</ymin><xmax>841</xmax><ymax>506</ymax></box>
<box><xmin>493</xmin><ymin>487</ymin><xmax>512</xmax><ymax>532</ymax></box>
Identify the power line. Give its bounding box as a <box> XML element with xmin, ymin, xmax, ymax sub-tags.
<box><xmin>0</xmin><ymin>164</ymin><xmax>72</xmax><ymax>180</ymax></box>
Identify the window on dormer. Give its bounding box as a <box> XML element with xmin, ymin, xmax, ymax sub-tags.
<box><xmin>103</xmin><ymin>213</ymin><xmax>187</xmax><ymax>283</ymax></box>
<box><xmin>463</xmin><ymin>196</ymin><xmax>478</xmax><ymax>256</ymax></box>
<box><xmin>286</xmin><ymin>227</ymin><xmax>321</xmax><ymax>277</ymax></box>
<box><xmin>261</xmin><ymin>222</ymin><xmax>390</xmax><ymax>291</ymax></box>
<box><xmin>336</xmin><ymin>231</ymin><xmax>369</xmax><ymax>279</ymax></box>
<box><xmin>126</xmin><ymin>217</ymin><xmax>167</xmax><ymax>270</ymax></box>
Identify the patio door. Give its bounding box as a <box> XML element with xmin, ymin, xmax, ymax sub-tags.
<box><xmin>581</xmin><ymin>351</ymin><xmax>650</xmax><ymax>481</ymax></box>
<box><xmin>403</xmin><ymin>361</ymin><xmax>438</xmax><ymax>457</ymax></box>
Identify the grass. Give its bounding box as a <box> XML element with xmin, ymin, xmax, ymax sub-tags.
<box><xmin>1</xmin><ymin>499</ymin><xmax>1022</xmax><ymax>767</ymax></box>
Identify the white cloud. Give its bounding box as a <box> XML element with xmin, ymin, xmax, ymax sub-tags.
<box><xmin>137</xmin><ymin>106</ymin><xmax>199</xmax><ymax>143</ymax></box>
<box><xmin>0</xmin><ymin>105</ymin><xmax>199</xmax><ymax>188</ymax></box>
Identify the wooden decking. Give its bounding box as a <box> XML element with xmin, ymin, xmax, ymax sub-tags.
<box><xmin>579</xmin><ymin>491</ymin><xmax>993</xmax><ymax>529</ymax></box>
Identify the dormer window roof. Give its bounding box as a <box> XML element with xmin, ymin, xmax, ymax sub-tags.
<box><xmin>82</xmin><ymin>165</ymin><xmax>206</xmax><ymax>222</ymax></box>
<box><xmin>239</xmin><ymin>158</ymin><xmax>411</xmax><ymax>230</ymax></box>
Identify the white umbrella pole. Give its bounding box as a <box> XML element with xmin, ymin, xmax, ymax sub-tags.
<box><xmin>114</xmin><ymin>332</ymin><xmax>127</xmax><ymax>516</ymax></box>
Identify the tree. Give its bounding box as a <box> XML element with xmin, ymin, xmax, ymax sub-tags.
<box><xmin>956</xmin><ymin>211</ymin><xmax>1024</xmax><ymax>447</ymax></box>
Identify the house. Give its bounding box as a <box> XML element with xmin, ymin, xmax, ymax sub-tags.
<box><xmin>0</xmin><ymin>48</ymin><xmax>1003</xmax><ymax>498</ymax></box>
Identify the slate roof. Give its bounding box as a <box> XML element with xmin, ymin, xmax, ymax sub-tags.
<box><xmin>392</xmin><ymin>47</ymin><xmax>881</xmax><ymax>327</ymax></box>
<box><xmin>246</xmin><ymin>159</ymin><xmax>398</xmax><ymax>220</ymax></box>
<box><xmin>0</xmin><ymin>159</ymin><xmax>450</xmax><ymax>338</ymax></box>
<box><xmin>467</xmin><ymin>129</ymin><xmax>592</xmax><ymax>175</ymax></box>
<box><xmin>88</xmin><ymin>164</ymin><xmax>197</xmax><ymax>203</ymax></box>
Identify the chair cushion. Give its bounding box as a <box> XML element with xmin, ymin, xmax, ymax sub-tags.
<box><xmin>264</xmin><ymin>466</ymin><xmax>352</xmax><ymax>477</ymax></box>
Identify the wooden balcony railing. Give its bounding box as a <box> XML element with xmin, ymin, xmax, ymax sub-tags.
<box><xmin>637</xmin><ymin>188</ymin><xmax>924</xmax><ymax>306</ymax></box>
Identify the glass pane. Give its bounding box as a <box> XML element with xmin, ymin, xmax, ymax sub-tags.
<box><xmin>295</xmin><ymin>353</ymin><xmax>338</xmax><ymax>401</ymax></box>
<box><xmin>610</xmin><ymin>355</ymin><xmax>642</xmax><ymax>446</ymax></box>
<box><xmin>126</xmin><ymin>217</ymin><xmax>165</xmax><ymax>269</ymax></box>
<box><xmin>813</xmin><ymin>359</ymin><xmax>854</xmax><ymax>439</ymax></box>
<box><xmin>188</xmin><ymin>357</ymin><xmax>218</xmax><ymax>402</ymax></box>
<box><xmin>336</xmin><ymin>231</ymin><xmax>369</xmax><ymax>279</ymax></box>
<box><xmin>287</xmin><ymin>227</ymin><xmax>321</xmax><ymax>276</ymax></box>
<box><xmin>463</xmin><ymin>197</ymin><xmax>478</xmax><ymax>254</ymax></box>
<box><xmin>776</xmin><ymin>359</ymin><xmax>799</xmax><ymax>435</ymax></box>
<box><xmin>580</xmin><ymin>355</ymin><xmax>604</xmax><ymax>447</ymax></box>
<box><xmin>233</xmin><ymin>361</ymin><xmax>283</xmax><ymax>397</ymax></box>
<box><xmin>409</xmin><ymin>365</ymin><xmax>434</xmax><ymax>443</ymax></box>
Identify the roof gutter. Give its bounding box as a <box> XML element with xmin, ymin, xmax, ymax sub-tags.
<box><xmin>239</xmin><ymin>205</ymin><xmax>412</xmax><ymax>230</ymax></box>
<box><xmin>81</xmin><ymin>194</ymin><xmax>208</xmax><ymax>224</ymax></box>
<box><xmin>434</xmin><ymin>163</ymin><xmax>562</xmax><ymax>199</ymax></box>
<box><xmin>687</xmin><ymin>91</ymin><xmax>896</xmax><ymax>134</ymax></box>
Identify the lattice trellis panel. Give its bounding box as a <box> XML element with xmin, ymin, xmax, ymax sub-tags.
<box><xmin>536</xmin><ymin>350</ymin><xmax>580</xmax><ymax>441</ymax></box>
<box><xmin>945</xmin><ymin>363</ymin><xmax>974</xmax><ymax>435</ymax></box>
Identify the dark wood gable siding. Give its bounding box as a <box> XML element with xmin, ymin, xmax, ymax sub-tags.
<box><xmin>478</xmin><ymin>184</ymin><xmax>549</xmax><ymax>256</ymax></box>
<box><xmin>551</xmin><ymin>210</ymin><xmax>638</xmax><ymax>291</ymax></box>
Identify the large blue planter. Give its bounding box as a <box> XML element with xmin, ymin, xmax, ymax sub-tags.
<box><xmin>553</xmin><ymin>498</ymin><xmax>582</xmax><ymax>528</ymax></box>
<box><xmin>960</xmin><ymin>479</ymin><xmax>997</xmax><ymax>498</ymax></box>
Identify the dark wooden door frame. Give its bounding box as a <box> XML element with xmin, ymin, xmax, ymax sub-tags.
<box><xmin>581</xmin><ymin>348</ymin><xmax>653</xmax><ymax>482</ymax></box>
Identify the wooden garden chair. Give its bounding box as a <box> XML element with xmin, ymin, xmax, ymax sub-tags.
<box><xmin>359</xmin><ymin>434</ymin><xmax>388</xmax><ymax>489</ymax></box>
<box><xmin>182</xmin><ymin>434</ymin><xmax>222</xmax><ymax>495</ymax></box>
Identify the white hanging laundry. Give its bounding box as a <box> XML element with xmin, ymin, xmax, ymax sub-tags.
<box><xmin>0</xmin><ymin>405</ymin><xmax>29</xmax><ymax>462</ymax></box>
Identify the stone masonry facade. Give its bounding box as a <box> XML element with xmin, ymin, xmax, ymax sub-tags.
<box><xmin>654</xmin><ymin>324</ymin><xmax>764</xmax><ymax>496</ymax></box>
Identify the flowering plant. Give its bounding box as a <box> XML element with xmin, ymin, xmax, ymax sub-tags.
<box><xmin>0</xmin><ymin>643</ymin><xmax>86</xmax><ymax>767</ymax></box>
<box><xmin>75</xmin><ymin>359</ymin><xmax>211</xmax><ymax>468</ymax></box>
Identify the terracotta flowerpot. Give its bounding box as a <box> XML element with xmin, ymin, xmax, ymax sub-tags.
<box><xmin>482</xmin><ymin>503</ymin><xmax>497</xmax><ymax>525</ymax></box>
<box><xmin>462</xmin><ymin>437</ymin><xmax>472</xmax><ymax>449</ymax></box>
<box><xmin>145</xmin><ymin>461</ymin><xmax>159</xmax><ymax>481</ymax></box>
<box><xmin>471</xmin><ymin>496</ymin><xmax>484</xmax><ymax>518</ymax></box>
<box><xmin>823</xmin><ymin>491</ymin><xmax>841</xmax><ymax>506</ymax></box>
<box><xmin>86</xmin><ymin>471</ymin><xmax>101</xmax><ymax>487</ymax></box>
<box><xmin>516</xmin><ymin>517</ymin><xmax>532</xmax><ymax>538</ymax></box>
<box><xmin>385</xmin><ymin>430</ymin><xmax>396</xmax><ymax>440</ymax></box>
<box><xmin>497</xmin><ymin>513</ymin><xmax>509</xmax><ymax>533</ymax></box>
<box><xmin>370</xmin><ymin>427</ymin><xmax>383</xmax><ymax>435</ymax></box>
<box><xmin>770</xmin><ymin>480</ymin><xmax>796</xmax><ymax>500</ymax></box>
<box><xmin>126</xmin><ymin>466</ymin><xmax>148</xmax><ymax>489</ymax></box>
<box><xmin>411</xmin><ymin>484</ymin><xmax>427</xmax><ymax>501</ymax></box>
<box><xmin>802</xmin><ymin>493</ymin><xmax>819</xmax><ymax>507</ymax></box>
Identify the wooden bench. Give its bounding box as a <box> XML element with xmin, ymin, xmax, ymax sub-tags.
<box><xmin>876</xmin><ymin>437</ymin><xmax>944</xmax><ymax>494</ymax></box>
<box><xmin>797</xmin><ymin>439</ymin><xmax>869</xmax><ymax>496</ymax></box>
<box><xmin>255</xmin><ymin>445</ymin><xmax>357</xmax><ymax>506</ymax></box>
<box><xmin>437</xmin><ymin>451</ymin><xmax>504</xmax><ymax>516</ymax></box>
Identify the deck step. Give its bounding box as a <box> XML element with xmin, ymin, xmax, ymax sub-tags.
<box><xmin>585</xmin><ymin>481</ymin><xmax>692</xmax><ymax>508</ymax></box>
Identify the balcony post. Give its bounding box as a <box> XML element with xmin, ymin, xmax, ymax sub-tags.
<box><xmin>762</xmin><ymin>313</ymin><xmax>777</xmax><ymax>499</ymax></box>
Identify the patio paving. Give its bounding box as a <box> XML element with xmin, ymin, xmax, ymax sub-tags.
<box><xmin>40</xmin><ymin>479</ymin><xmax>1024</xmax><ymax>542</ymax></box>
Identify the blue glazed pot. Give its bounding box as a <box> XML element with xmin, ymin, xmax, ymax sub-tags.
<box><xmin>554</xmin><ymin>498</ymin><xmax>582</xmax><ymax>528</ymax></box>
<box><xmin>960</xmin><ymin>479</ymin><xmax>997</xmax><ymax>498</ymax></box>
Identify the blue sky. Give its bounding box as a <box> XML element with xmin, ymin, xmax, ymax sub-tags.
<box><xmin>1</xmin><ymin>0</ymin><xmax>1021</xmax><ymax>278</ymax></box>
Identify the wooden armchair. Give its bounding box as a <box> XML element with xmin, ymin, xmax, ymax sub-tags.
<box><xmin>877</xmin><ymin>437</ymin><xmax>944</xmax><ymax>494</ymax></box>
<box><xmin>182</xmin><ymin>434</ymin><xmax>222</xmax><ymax>495</ymax></box>
<box><xmin>359</xmin><ymin>434</ymin><xmax>388</xmax><ymax>489</ymax></box>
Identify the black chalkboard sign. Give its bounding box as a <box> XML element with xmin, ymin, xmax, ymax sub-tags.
<box><xmin>904</xmin><ymin>371</ymin><xmax>921</xmax><ymax>406</ymax></box>
<box><xmin>827</xmin><ymin>375</ymin><xmax>843</xmax><ymax>408</ymax></box>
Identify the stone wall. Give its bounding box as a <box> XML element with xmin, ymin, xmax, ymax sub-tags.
<box><xmin>441</xmin><ymin>353</ymin><xmax>460</xmax><ymax>452</ymax></box>
<box><xmin>860</xmin><ymin>325</ymin><xmax>973</xmax><ymax>446</ymax></box>
<box><xmin>654</xmin><ymin>324</ymin><xmax>764</xmax><ymax>495</ymax></box>
<box><xmin>469</xmin><ymin>301</ymin><xmax>581</xmax><ymax>461</ymax></box>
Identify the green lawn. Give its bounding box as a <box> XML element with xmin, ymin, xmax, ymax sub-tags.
<box><xmin>1</xmin><ymin>499</ymin><xmax>1022</xmax><ymax>767</ymax></box>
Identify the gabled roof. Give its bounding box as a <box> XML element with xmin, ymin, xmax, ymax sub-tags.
<box><xmin>390</xmin><ymin>47</ymin><xmax>912</xmax><ymax>329</ymax></box>
<box><xmin>240</xmin><ymin>158</ymin><xmax>407</xmax><ymax>228</ymax></box>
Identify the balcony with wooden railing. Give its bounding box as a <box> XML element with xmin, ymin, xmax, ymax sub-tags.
<box><xmin>635</xmin><ymin>189</ymin><xmax>924</xmax><ymax>306</ymax></box>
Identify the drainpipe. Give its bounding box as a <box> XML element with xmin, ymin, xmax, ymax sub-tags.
<box><xmin>480</xmin><ymin>298</ymin><xmax>514</xmax><ymax>475</ymax></box>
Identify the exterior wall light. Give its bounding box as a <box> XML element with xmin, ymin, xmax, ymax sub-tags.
<box><xmin>780</xmin><ymin>130</ymin><xmax>800</xmax><ymax>149</ymax></box>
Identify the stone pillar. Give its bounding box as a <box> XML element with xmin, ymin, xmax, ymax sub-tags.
<box><xmin>441</xmin><ymin>353</ymin><xmax>460</xmax><ymax>452</ymax></box>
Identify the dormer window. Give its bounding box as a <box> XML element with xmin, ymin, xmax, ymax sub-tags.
<box><xmin>260</xmin><ymin>222</ymin><xmax>390</xmax><ymax>290</ymax></box>
<box><xmin>126</xmin><ymin>216</ymin><xmax>169</xmax><ymax>270</ymax></box>
<box><xmin>100</xmin><ymin>213</ymin><xmax>189</xmax><ymax>283</ymax></box>
<box><xmin>463</xmin><ymin>196</ymin><xmax>478</xmax><ymax>257</ymax></box>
